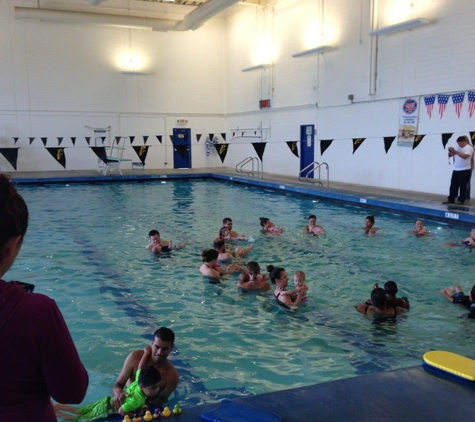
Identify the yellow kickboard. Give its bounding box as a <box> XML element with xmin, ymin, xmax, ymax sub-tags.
<box><xmin>423</xmin><ymin>351</ymin><xmax>475</xmax><ymax>381</ymax></box>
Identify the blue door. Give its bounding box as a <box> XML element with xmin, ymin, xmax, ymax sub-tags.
<box><xmin>172</xmin><ymin>128</ymin><xmax>191</xmax><ymax>169</ymax></box>
<box><xmin>300</xmin><ymin>125</ymin><xmax>315</xmax><ymax>178</ymax></box>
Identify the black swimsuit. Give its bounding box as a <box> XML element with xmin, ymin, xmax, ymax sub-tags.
<box><xmin>275</xmin><ymin>291</ymin><xmax>293</xmax><ymax>309</ymax></box>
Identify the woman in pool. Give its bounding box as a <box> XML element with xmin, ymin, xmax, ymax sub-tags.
<box><xmin>356</xmin><ymin>287</ymin><xmax>407</xmax><ymax>318</ymax></box>
<box><xmin>409</xmin><ymin>219</ymin><xmax>430</xmax><ymax>237</ymax></box>
<box><xmin>200</xmin><ymin>249</ymin><xmax>242</xmax><ymax>278</ymax></box>
<box><xmin>260</xmin><ymin>217</ymin><xmax>284</xmax><ymax>235</ymax></box>
<box><xmin>303</xmin><ymin>214</ymin><xmax>326</xmax><ymax>235</ymax></box>
<box><xmin>267</xmin><ymin>265</ymin><xmax>307</xmax><ymax>308</ymax></box>
<box><xmin>362</xmin><ymin>215</ymin><xmax>379</xmax><ymax>235</ymax></box>
<box><xmin>237</xmin><ymin>261</ymin><xmax>270</xmax><ymax>291</ymax></box>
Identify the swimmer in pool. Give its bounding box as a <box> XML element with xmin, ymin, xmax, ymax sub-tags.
<box><xmin>409</xmin><ymin>219</ymin><xmax>430</xmax><ymax>237</ymax></box>
<box><xmin>356</xmin><ymin>287</ymin><xmax>407</xmax><ymax>318</ymax></box>
<box><xmin>267</xmin><ymin>265</ymin><xmax>307</xmax><ymax>308</ymax></box>
<box><xmin>461</xmin><ymin>227</ymin><xmax>475</xmax><ymax>247</ymax></box>
<box><xmin>280</xmin><ymin>270</ymin><xmax>308</xmax><ymax>302</ymax></box>
<box><xmin>237</xmin><ymin>261</ymin><xmax>270</xmax><ymax>291</ymax></box>
<box><xmin>362</xmin><ymin>215</ymin><xmax>379</xmax><ymax>235</ymax></box>
<box><xmin>220</xmin><ymin>217</ymin><xmax>249</xmax><ymax>240</ymax></box>
<box><xmin>303</xmin><ymin>214</ymin><xmax>326</xmax><ymax>235</ymax></box>
<box><xmin>146</xmin><ymin>230</ymin><xmax>185</xmax><ymax>253</ymax></box>
<box><xmin>200</xmin><ymin>249</ymin><xmax>243</xmax><ymax>278</ymax></box>
<box><xmin>364</xmin><ymin>281</ymin><xmax>410</xmax><ymax>310</ymax></box>
<box><xmin>440</xmin><ymin>285</ymin><xmax>475</xmax><ymax>312</ymax></box>
<box><xmin>260</xmin><ymin>217</ymin><xmax>284</xmax><ymax>235</ymax></box>
<box><xmin>213</xmin><ymin>239</ymin><xmax>253</xmax><ymax>262</ymax></box>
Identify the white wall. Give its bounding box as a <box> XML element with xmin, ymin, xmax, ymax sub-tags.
<box><xmin>1</xmin><ymin>0</ymin><xmax>475</xmax><ymax>196</ymax></box>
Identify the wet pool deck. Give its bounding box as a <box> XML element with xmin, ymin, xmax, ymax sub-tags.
<box><xmin>6</xmin><ymin>167</ymin><xmax>475</xmax><ymax>421</ymax></box>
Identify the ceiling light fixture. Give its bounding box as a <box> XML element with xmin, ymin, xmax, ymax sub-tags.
<box><xmin>291</xmin><ymin>45</ymin><xmax>333</xmax><ymax>58</ymax></box>
<box><xmin>369</xmin><ymin>18</ymin><xmax>431</xmax><ymax>36</ymax></box>
<box><xmin>241</xmin><ymin>64</ymin><xmax>267</xmax><ymax>72</ymax></box>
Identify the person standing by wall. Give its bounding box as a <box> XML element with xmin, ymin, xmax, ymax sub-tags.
<box><xmin>443</xmin><ymin>135</ymin><xmax>474</xmax><ymax>205</ymax></box>
<box><xmin>0</xmin><ymin>173</ymin><xmax>89</xmax><ymax>421</ymax></box>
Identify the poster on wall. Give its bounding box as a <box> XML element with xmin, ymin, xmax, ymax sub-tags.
<box><xmin>397</xmin><ymin>97</ymin><xmax>420</xmax><ymax>147</ymax></box>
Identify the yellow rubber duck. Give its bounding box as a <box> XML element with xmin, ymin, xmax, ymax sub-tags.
<box><xmin>122</xmin><ymin>416</ymin><xmax>131</xmax><ymax>422</ymax></box>
<box><xmin>172</xmin><ymin>404</ymin><xmax>182</xmax><ymax>415</ymax></box>
<box><xmin>162</xmin><ymin>406</ymin><xmax>171</xmax><ymax>418</ymax></box>
<box><xmin>144</xmin><ymin>410</ymin><xmax>154</xmax><ymax>421</ymax></box>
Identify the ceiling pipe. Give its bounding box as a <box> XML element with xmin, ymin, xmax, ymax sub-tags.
<box><xmin>15</xmin><ymin>0</ymin><xmax>243</xmax><ymax>32</ymax></box>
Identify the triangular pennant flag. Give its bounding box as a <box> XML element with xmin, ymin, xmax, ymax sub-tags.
<box><xmin>41</xmin><ymin>137</ymin><xmax>48</xmax><ymax>146</ymax></box>
<box><xmin>286</xmin><ymin>141</ymin><xmax>299</xmax><ymax>158</ymax></box>
<box><xmin>320</xmin><ymin>140</ymin><xmax>333</xmax><ymax>155</ymax></box>
<box><xmin>57</xmin><ymin>137</ymin><xmax>63</xmax><ymax>146</ymax></box>
<box><xmin>441</xmin><ymin>133</ymin><xmax>453</xmax><ymax>149</ymax></box>
<box><xmin>209</xmin><ymin>134</ymin><xmax>214</xmax><ymax>143</ymax></box>
<box><xmin>129</xmin><ymin>136</ymin><xmax>135</xmax><ymax>144</ymax></box>
<box><xmin>101</xmin><ymin>137</ymin><xmax>106</xmax><ymax>144</ymax></box>
<box><xmin>232</xmin><ymin>132</ymin><xmax>236</xmax><ymax>137</ymax></box>
<box><xmin>221</xmin><ymin>133</ymin><xmax>226</xmax><ymax>142</ymax></box>
<box><xmin>383</xmin><ymin>136</ymin><xmax>396</xmax><ymax>153</ymax></box>
<box><xmin>13</xmin><ymin>137</ymin><xmax>19</xmax><ymax>144</ymax></box>
<box><xmin>133</xmin><ymin>145</ymin><xmax>149</xmax><ymax>164</ymax></box>
<box><xmin>352</xmin><ymin>138</ymin><xmax>365</xmax><ymax>154</ymax></box>
<box><xmin>91</xmin><ymin>146</ymin><xmax>108</xmax><ymax>164</ymax></box>
<box><xmin>70</xmin><ymin>137</ymin><xmax>76</xmax><ymax>146</ymax></box>
<box><xmin>174</xmin><ymin>144</ymin><xmax>188</xmax><ymax>160</ymax></box>
<box><xmin>196</xmin><ymin>134</ymin><xmax>202</xmax><ymax>143</ymax></box>
<box><xmin>143</xmin><ymin>136</ymin><xmax>149</xmax><ymax>144</ymax></box>
<box><xmin>470</xmin><ymin>132</ymin><xmax>475</xmax><ymax>144</ymax></box>
<box><xmin>115</xmin><ymin>136</ymin><xmax>121</xmax><ymax>145</ymax></box>
<box><xmin>169</xmin><ymin>135</ymin><xmax>174</xmax><ymax>144</ymax></box>
<box><xmin>412</xmin><ymin>134</ymin><xmax>425</xmax><ymax>150</ymax></box>
<box><xmin>252</xmin><ymin>143</ymin><xmax>266</xmax><ymax>161</ymax></box>
<box><xmin>0</xmin><ymin>148</ymin><xmax>19</xmax><ymax>170</ymax></box>
<box><xmin>29</xmin><ymin>137</ymin><xmax>35</xmax><ymax>145</ymax></box>
<box><xmin>85</xmin><ymin>137</ymin><xmax>91</xmax><ymax>145</ymax></box>
<box><xmin>156</xmin><ymin>135</ymin><xmax>162</xmax><ymax>144</ymax></box>
<box><xmin>46</xmin><ymin>148</ymin><xmax>66</xmax><ymax>169</ymax></box>
<box><xmin>215</xmin><ymin>143</ymin><xmax>229</xmax><ymax>163</ymax></box>
<box><xmin>451</xmin><ymin>92</ymin><xmax>465</xmax><ymax>118</ymax></box>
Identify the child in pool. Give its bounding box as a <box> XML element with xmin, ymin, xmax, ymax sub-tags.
<box><xmin>146</xmin><ymin>230</ymin><xmax>185</xmax><ymax>253</ymax></box>
<box><xmin>200</xmin><ymin>249</ymin><xmax>243</xmax><ymax>278</ymax></box>
<box><xmin>440</xmin><ymin>285</ymin><xmax>475</xmax><ymax>313</ymax></box>
<box><xmin>364</xmin><ymin>281</ymin><xmax>410</xmax><ymax>310</ymax></box>
<box><xmin>237</xmin><ymin>261</ymin><xmax>270</xmax><ymax>291</ymax></box>
<box><xmin>362</xmin><ymin>215</ymin><xmax>379</xmax><ymax>235</ymax></box>
<box><xmin>303</xmin><ymin>214</ymin><xmax>326</xmax><ymax>235</ymax></box>
<box><xmin>259</xmin><ymin>217</ymin><xmax>284</xmax><ymax>235</ymax></box>
<box><xmin>409</xmin><ymin>219</ymin><xmax>429</xmax><ymax>237</ymax></box>
<box><xmin>54</xmin><ymin>351</ymin><xmax>161</xmax><ymax>420</ymax></box>
<box><xmin>213</xmin><ymin>239</ymin><xmax>253</xmax><ymax>262</ymax></box>
<box><xmin>280</xmin><ymin>270</ymin><xmax>308</xmax><ymax>302</ymax></box>
<box><xmin>462</xmin><ymin>227</ymin><xmax>475</xmax><ymax>247</ymax></box>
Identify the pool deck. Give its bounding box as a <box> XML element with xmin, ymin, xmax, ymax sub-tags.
<box><xmin>6</xmin><ymin>167</ymin><xmax>475</xmax><ymax>421</ymax></box>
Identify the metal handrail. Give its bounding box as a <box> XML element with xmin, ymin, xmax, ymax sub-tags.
<box><xmin>236</xmin><ymin>156</ymin><xmax>262</xmax><ymax>178</ymax></box>
<box><xmin>299</xmin><ymin>161</ymin><xmax>329</xmax><ymax>187</ymax></box>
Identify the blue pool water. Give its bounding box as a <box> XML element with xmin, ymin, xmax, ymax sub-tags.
<box><xmin>10</xmin><ymin>179</ymin><xmax>475</xmax><ymax>410</ymax></box>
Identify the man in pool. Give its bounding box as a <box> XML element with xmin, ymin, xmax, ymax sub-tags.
<box><xmin>112</xmin><ymin>327</ymin><xmax>179</xmax><ymax>409</ymax></box>
<box><xmin>146</xmin><ymin>230</ymin><xmax>185</xmax><ymax>253</ymax></box>
<box><xmin>221</xmin><ymin>217</ymin><xmax>249</xmax><ymax>240</ymax></box>
<box><xmin>440</xmin><ymin>285</ymin><xmax>475</xmax><ymax>312</ymax></box>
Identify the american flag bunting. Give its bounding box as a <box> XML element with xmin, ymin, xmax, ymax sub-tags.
<box><xmin>424</xmin><ymin>95</ymin><xmax>435</xmax><ymax>119</ymax></box>
<box><xmin>468</xmin><ymin>91</ymin><xmax>475</xmax><ymax>118</ymax></box>
<box><xmin>451</xmin><ymin>92</ymin><xmax>465</xmax><ymax>118</ymax></box>
<box><xmin>437</xmin><ymin>94</ymin><xmax>449</xmax><ymax>119</ymax></box>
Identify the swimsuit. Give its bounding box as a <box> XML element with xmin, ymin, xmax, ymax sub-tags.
<box><xmin>274</xmin><ymin>291</ymin><xmax>293</xmax><ymax>309</ymax></box>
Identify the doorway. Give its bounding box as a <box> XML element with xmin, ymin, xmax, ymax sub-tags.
<box><xmin>300</xmin><ymin>125</ymin><xmax>315</xmax><ymax>178</ymax></box>
<box><xmin>172</xmin><ymin>128</ymin><xmax>191</xmax><ymax>168</ymax></box>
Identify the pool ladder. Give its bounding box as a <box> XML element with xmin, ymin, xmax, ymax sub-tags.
<box><xmin>299</xmin><ymin>161</ymin><xmax>330</xmax><ymax>188</ymax></box>
<box><xmin>235</xmin><ymin>156</ymin><xmax>263</xmax><ymax>178</ymax></box>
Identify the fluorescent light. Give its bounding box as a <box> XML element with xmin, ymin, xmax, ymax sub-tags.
<box><xmin>369</xmin><ymin>18</ymin><xmax>431</xmax><ymax>36</ymax></box>
<box><xmin>291</xmin><ymin>45</ymin><xmax>333</xmax><ymax>58</ymax></box>
<box><xmin>241</xmin><ymin>64</ymin><xmax>267</xmax><ymax>72</ymax></box>
<box><xmin>121</xmin><ymin>71</ymin><xmax>147</xmax><ymax>75</ymax></box>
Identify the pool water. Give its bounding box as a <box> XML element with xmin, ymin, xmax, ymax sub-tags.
<box><xmin>10</xmin><ymin>179</ymin><xmax>475</xmax><ymax>409</ymax></box>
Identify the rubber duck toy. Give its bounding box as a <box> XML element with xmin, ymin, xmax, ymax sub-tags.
<box><xmin>133</xmin><ymin>415</ymin><xmax>142</xmax><ymax>422</ymax></box>
<box><xmin>162</xmin><ymin>407</ymin><xmax>171</xmax><ymax>418</ymax></box>
<box><xmin>144</xmin><ymin>410</ymin><xmax>153</xmax><ymax>421</ymax></box>
<box><xmin>172</xmin><ymin>404</ymin><xmax>182</xmax><ymax>415</ymax></box>
<box><xmin>153</xmin><ymin>408</ymin><xmax>161</xmax><ymax>419</ymax></box>
<box><xmin>122</xmin><ymin>416</ymin><xmax>131</xmax><ymax>422</ymax></box>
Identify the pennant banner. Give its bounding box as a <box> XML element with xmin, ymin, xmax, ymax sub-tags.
<box><xmin>85</xmin><ymin>137</ymin><xmax>91</xmax><ymax>145</ymax></box>
<box><xmin>468</xmin><ymin>91</ymin><xmax>475</xmax><ymax>118</ymax></box>
<box><xmin>156</xmin><ymin>135</ymin><xmax>162</xmax><ymax>144</ymax></box>
<box><xmin>13</xmin><ymin>137</ymin><xmax>19</xmax><ymax>144</ymax></box>
<box><xmin>133</xmin><ymin>145</ymin><xmax>149</xmax><ymax>164</ymax></box>
<box><xmin>352</xmin><ymin>138</ymin><xmax>365</xmax><ymax>154</ymax></box>
<box><xmin>215</xmin><ymin>143</ymin><xmax>229</xmax><ymax>163</ymax></box>
<box><xmin>143</xmin><ymin>136</ymin><xmax>149</xmax><ymax>144</ymax></box>
<box><xmin>286</xmin><ymin>141</ymin><xmax>299</xmax><ymax>158</ymax></box>
<box><xmin>252</xmin><ymin>143</ymin><xmax>266</xmax><ymax>161</ymax></box>
<box><xmin>208</xmin><ymin>133</ymin><xmax>214</xmax><ymax>143</ymax></box>
<box><xmin>70</xmin><ymin>137</ymin><xmax>76</xmax><ymax>146</ymax></box>
<box><xmin>196</xmin><ymin>134</ymin><xmax>202</xmax><ymax>143</ymax></box>
<box><xmin>46</xmin><ymin>148</ymin><xmax>66</xmax><ymax>169</ymax></box>
<box><xmin>412</xmin><ymin>134</ymin><xmax>425</xmax><ymax>150</ymax></box>
<box><xmin>91</xmin><ymin>146</ymin><xmax>108</xmax><ymax>164</ymax></box>
<box><xmin>383</xmin><ymin>136</ymin><xmax>396</xmax><ymax>153</ymax></box>
<box><xmin>41</xmin><ymin>137</ymin><xmax>48</xmax><ymax>146</ymax></box>
<box><xmin>441</xmin><ymin>133</ymin><xmax>453</xmax><ymax>149</ymax></box>
<box><xmin>438</xmin><ymin>94</ymin><xmax>449</xmax><ymax>119</ymax></box>
<box><xmin>29</xmin><ymin>137</ymin><xmax>35</xmax><ymax>145</ymax></box>
<box><xmin>452</xmin><ymin>92</ymin><xmax>465</xmax><ymax>118</ymax></box>
<box><xmin>424</xmin><ymin>95</ymin><xmax>435</xmax><ymax>119</ymax></box>
<box><xmin>320</xmin><ymin>140</ymin><xmax>333</xmax><ymax>155</ymax></box>
<box><xmin>169</xmin><ymin>135</ymin><xmax>174</xmax><ymax>144</ymax></box>
<box><xmin>129</xmin><ymin>136</ymin><xmax>135</xmax><ymax>144</ymax></box>
<box><xmin>115</xmin><ymin>136</ymin><xmax>121</xmax><ymax>145</ymax></box>
<box><xmin>57</xmin><ymin>137</ymin><xmax>63</xmax><ymax>146</ymax></box>
<box><xmin>221</xmin><ymin>133</ymin><xmax>226</xmax><ymax>142</ymax></box>
<box><xmin>0</xmin><ymin>148</ymin><xmax>19</xmax><ymax>170</ymax></box>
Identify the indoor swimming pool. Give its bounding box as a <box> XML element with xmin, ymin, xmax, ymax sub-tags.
<box><xmin>10</xmin><ymin>179</ymin><xmax>475</xmax><ymax>411</ymax></box>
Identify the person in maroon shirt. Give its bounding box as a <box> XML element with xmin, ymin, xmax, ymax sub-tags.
<box><xmin>0</xmin><ymin>173</ymin><xmax>89</xmax><ymax>421</ymax></box>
